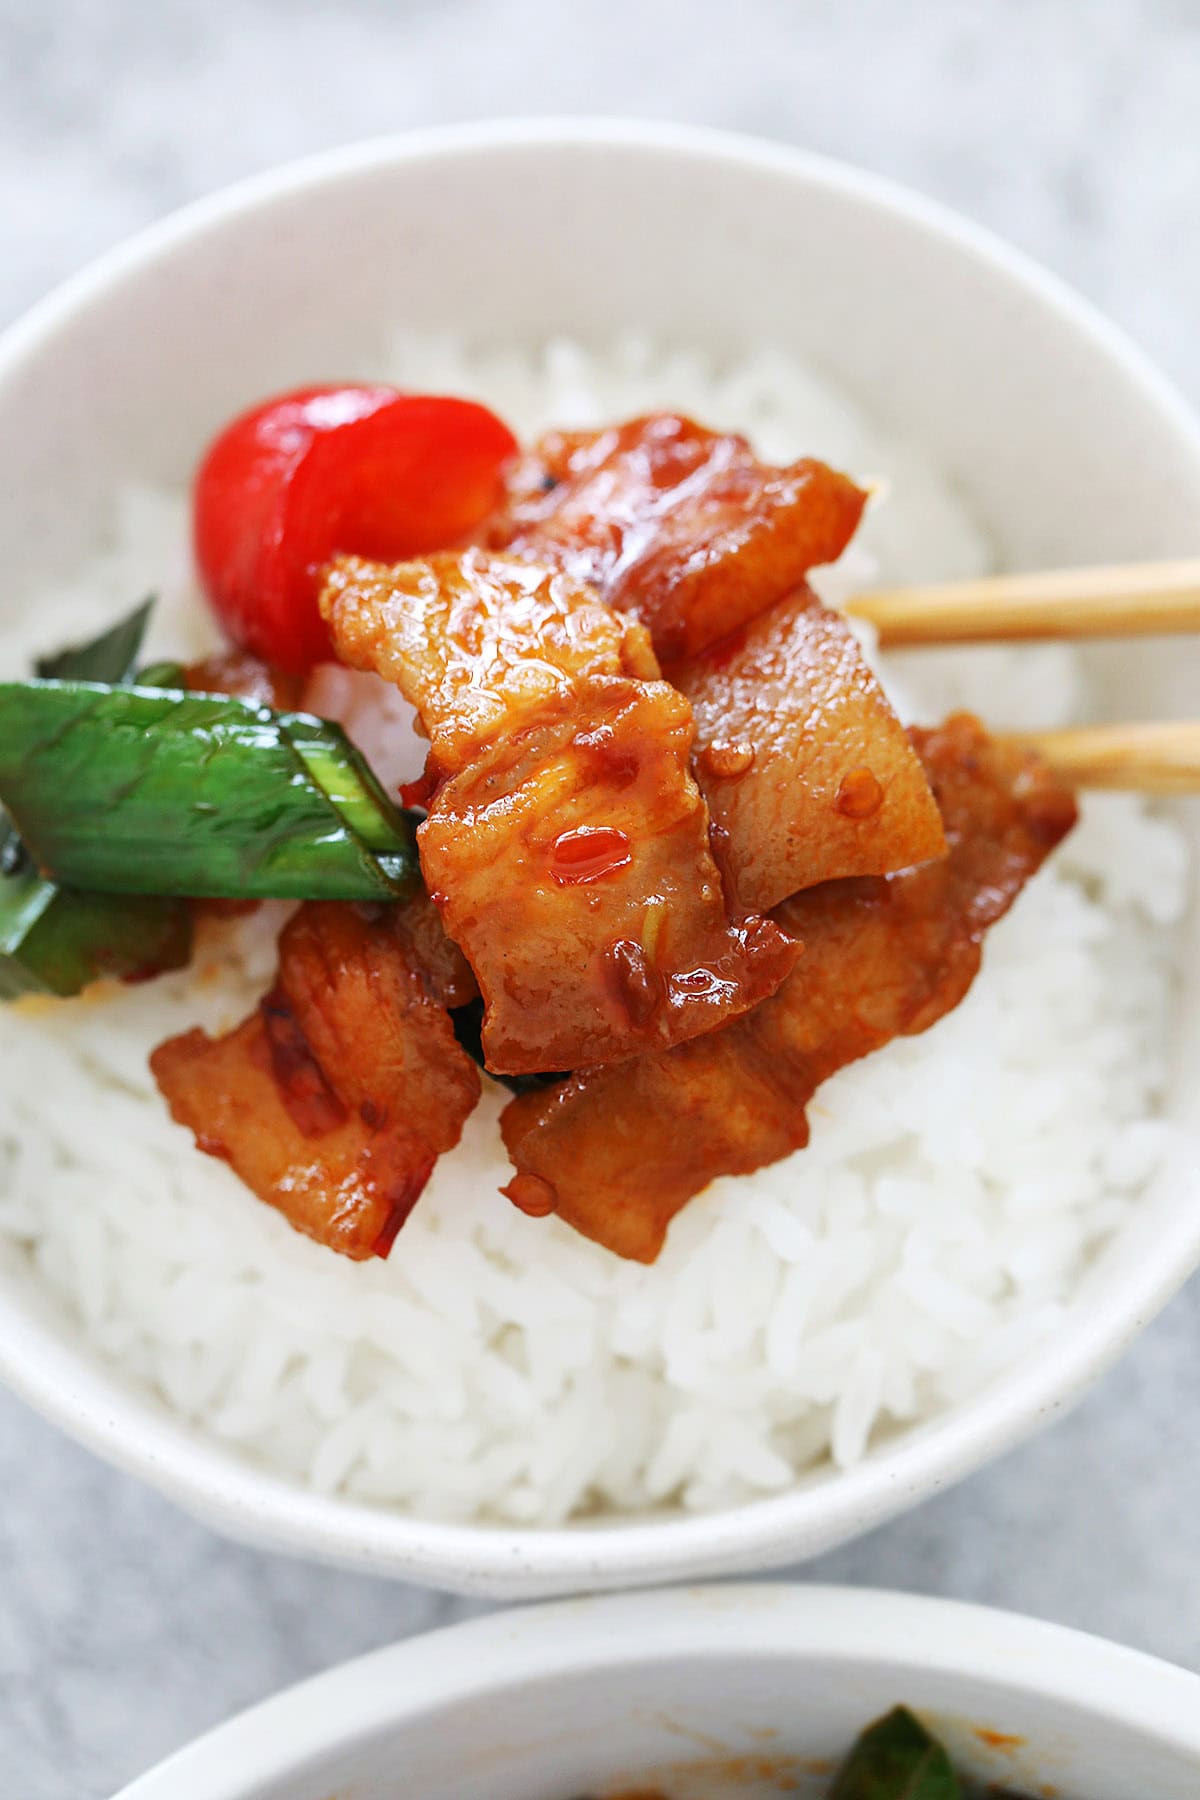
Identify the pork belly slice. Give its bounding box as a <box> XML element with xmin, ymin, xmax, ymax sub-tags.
<box><xmin>421</xmin><ymin>680</ymin><xmax>798</xmax><ymax>1074</ymax></box>
<box><xmin>499</xmin><ymin>715</ymin><xmax>1078</xmax><ymax>1262</ymax></box>
<box><xmin>676</xmin><ymin>585</ymin><xmax>947</xmax><ymax>913</ymax></box>
<box><xmin>322</xmin><ymin>551</ymin><xmax>799</xmax><ymax>1076</ymax></box>
<box><xmin>152</xmin><ymin>900</ymin><xmax>481</xmax><ymax>1260</ymax></box>
<box><xmin>488</xmin><ymin>413</ymin><xmax>868</xmax><ymax>662</ymax></box>
<box><xmin>321</xmin><ymin>548</ymin><xmax>659</xmax><ymax>775</ymax></box>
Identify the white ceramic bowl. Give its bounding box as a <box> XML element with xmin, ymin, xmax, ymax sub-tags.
<box><xmin>1</xmin><ymin>121</ymin><xmax>1199</xmax><ymax>1597</ymax></box>
<box><xmin>113</xmin><ymin>1584</ymin><xmax>1200</xmax><ymax>1798</ymax></box>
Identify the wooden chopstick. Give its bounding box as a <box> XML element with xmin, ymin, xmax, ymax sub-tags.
<box><xmin>847</xmin><ymin>557</ymin><xmax>1200</xmax><ymax>646</ymax></box>
<box><xmin>837</xmin><ymin>557</ymin><xmax>1200</xmax><ymax>791</ymax></box>
<box><xmin>1004</xmin><ymin>722</ymin><xmax>1200</xmax><ymax>793</ymax></box>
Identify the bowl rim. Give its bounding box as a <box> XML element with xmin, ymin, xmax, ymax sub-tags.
<box><xmin>112</xmin><ymin>1582</ymin><xmax>1200</xmax><ymax>1798</ymax></box>
<box><xmin>2</xmin><ymin>117</ymin><xmax>1200</xmax><ymax>1596</ymax></box>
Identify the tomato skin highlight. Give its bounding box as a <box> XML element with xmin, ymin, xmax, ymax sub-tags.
<box><xmin>193</xmin><ymin>385</ymin><xmax>518</xmax><ymax>674</ymax></box>
<box><xmin>193</xmin><ymin>385</ymin><xmax>396</xmax><ymax>673</ymax></box>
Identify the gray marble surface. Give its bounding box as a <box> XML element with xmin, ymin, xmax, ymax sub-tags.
<box><xmin>2</xmin><ymin>3</ymin><xmax>1199</xmax><ymax>1796</ymax></box>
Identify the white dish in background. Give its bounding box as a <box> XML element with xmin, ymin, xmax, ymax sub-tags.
<box><xmin>113</xmin><ymin>1584</ymin><xmax>1200</xmax><ymax>1798</ymax></box>
<box><xmin>0</xmin><ymin>120</ymin><xmax>1198</xmax><ymax>1595</ymax></box>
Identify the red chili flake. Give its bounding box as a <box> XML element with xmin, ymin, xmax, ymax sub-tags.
<box><xmin>371</xmin><ymin>1155</ymin><xmax>436</xmax><ymax>1258</ymax></box>
<box><xmin>400</xmin><ymin>769</ymin><xmax>437</xmax><ymax>810</ymax></box>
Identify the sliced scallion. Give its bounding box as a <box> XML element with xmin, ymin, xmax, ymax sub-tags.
<box><xmin>0</xmin><ymin>680</ymin><xmax>419</xmax><ymax>901</ymax></box>
<box><xmin>0</xmin><ymin>818</ymin><xmax>192</xmax><ymax>999</ymax></box>
<box><xmin>3</xmin><ymin>601</ymin><xmax>195</xmax><ymax>997</ymax></box>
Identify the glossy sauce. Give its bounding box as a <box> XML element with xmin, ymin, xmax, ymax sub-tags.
<box><xmin>551</xmin><ymin>825</ymin><xmax>634</xmax><ymax>886</ymax></box>
<box><xmin>835</xmin><ymin>765</ymin><xmax>884</xmax><ymax>819</ymax></box>
<box><xmin>504</xmin><ymin>1172</ymin><xmax>559</xmax><ymax>1217</ymax></box>
<box><xmin>698</xmin><ymin>738</ymin><xmax>756</xmax><ymax>781</ymax></box>
<box><xmin>605</xmin><ymin>937</ymin><xmax>664</xmax><ymax>1027</ymax></box>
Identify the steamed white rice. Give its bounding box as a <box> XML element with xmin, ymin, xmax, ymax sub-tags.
<box><xmin>0</xmin><ymin>336</ymin><xmax>1188</xmax><ymax>1526</ymax></box>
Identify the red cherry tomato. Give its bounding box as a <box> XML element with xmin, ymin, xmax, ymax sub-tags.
<box><xmin>193</xmin><ymin>385</ymin><xmax>518</xmax><ymax>673</ymax></box>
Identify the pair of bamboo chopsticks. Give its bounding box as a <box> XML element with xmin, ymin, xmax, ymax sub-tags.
<box><xmin>845</xmin><ymin>557</ymin><xmax>1200</xmax><ymax>793</ymax></box>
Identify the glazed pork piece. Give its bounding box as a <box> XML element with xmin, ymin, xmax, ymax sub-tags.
<box><xmin>490</xmin><ymin>414</ymin><xmax>943</xmax><ymax>910</ymax></box>
<box><xmin>321</xmin><ymin>550</ymin><xmax>799</xmax><ymax>1075</ymax></box>
<box><xmin>488</xmin><ymin>413</ymin><xmax>868</xmax><ymax>663</ymax></box>
<box><xmin>500</xmin><ymin>715</ymin><xmax>1079</xmax><ymax>1261</ymax></box>
<box><xmin>321</xmin><ymin>545</ymin><xmax>663</xmax><ymax>774</ymax></box>
<box><xmin>676</xmin><ymin>586</ymin><xmax>947</xmax><ymax>912</ymax></box>
<box><xmin>152</xmin><ymin>899</ymin><xmax>480</xmax><ymax>1259</ymax></box>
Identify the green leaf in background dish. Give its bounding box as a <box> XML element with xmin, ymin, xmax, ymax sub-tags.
<box><xmin>2</xmin><ymin>601</ymin><xmax>195</xmax><ymax>999</ymax></box>
<box><xmin>0</xmin><ymin>681</ymin><xmax>420</xmax><ymax>902</ymax></box>
<box><xmin>830</xmin><ymin>1706</ymin><xmax>961</xmax><ymax>1800</ymax></box>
